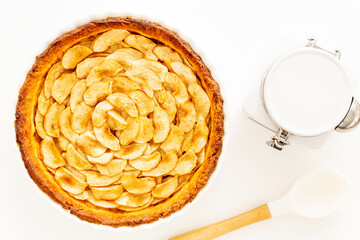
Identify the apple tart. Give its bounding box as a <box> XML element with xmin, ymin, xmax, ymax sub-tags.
<box><xmin>15</xmin><ymin>17</ymin><xmax>224</xmax><ymax>227</ymax></box>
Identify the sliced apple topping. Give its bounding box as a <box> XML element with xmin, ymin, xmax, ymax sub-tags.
<box><xmin>121</xmin><ymin>173</ymin><xmax>156</xmax><ymax>194</ymax></box>
<box><xmin>76</xmin><ymin>57</ymin><xmax>105</xmax><ymax>79</ymax></box>
<box><xmin>169</xmin><ymin>150</ymin><xmax>197</xmax><ymax>175</ymax></box>
<box><xmin>93</xmin><ymin>124</ymin><xmax>120</xmax><ymax>150</ymax></box>
<box><xmin>37</xmin><ymin>90</ymin><xmax>52</xmax><ymax>115</ymax></box>
<box><xmin>84</xmin><ymin>81</ymin><xmax>113</xmax><ymax>106</ymax></box>
<box><xmin>171</xmin><ymin>62</ymin><xmax>197</xmax><ymax>86</ymax></box>
<box><xmin>177</xmin><ymin>101</ymin><xmax>196</xmax><ymax>132</ymax></box>
<box><xmin>87</xmin><ymin>152</ymin><xmax>114</xmax><ymax>165</ymax></box>
<box><xmin>90</xmin><ymin>185</ymin><xmax>123</xmax><ymax>200</ymax></box>
<box><xmin>153</xmin><ymin>45</ymin><xmax>182</xmax><ymax>69</ymax></box>
<box><xmin>119</xmin><ymin>117</ymin><xmax>140</xmax><ymax>145</ymax></box>
<box><xmin>153</xmin><ymin>106</ymin><xmax>170</xmax><ymax>143</ymax></box>
<box><xmin>152</xmin><ymin>175</ymin><xmax>178</xmax><ymax>198</ymax></box>
<box><xmin>58</xmin><ymin>108</ymin><xmax>78</xmax><ymax>142</ymax></box>
<box><xmin>129</xmin><ymin>90</ymin><xmax>155</xmax><ymax>116</ymax></box>
<box><xmin>52</xmin><ymin>73</ymin><xmax>79</xmax><ymax>104</ymax></box>
<box><xmin>164</xmin><ymin>72</ymin><xmax>188</xmax><ymax>105</ymax></box>
<box><xmin>132</xmin><ymin>59</ymin><xmax>168</xmax><ymax>81</ymax></box>
<box><xmin>58</xmin><ymin>134</ymin><xmax>70</xmax><ymax>151</ymax></box>
<box><xmin>115</xmin><ymin>192</ymin><xmax>152</xmax><ymax>208</ymax></box>
<box><xmin>124</xmin><ymin>34</ymin><xmax>157</xmax><ymax>60</ymax></box>
<box><xmin>160</xmin><ymin>126</ymin><xmax>185</xmax><ymax>152</ymax></box>
<box><xmin>182</xmin><ymin>129</ymin><xmax>194</xmax><ymax>152</ymax></box>
<box><xmin>71</xmin><ymin>102</ymin><xmax>93</xmax><ymax>134</ymax></box>
<box><xmin>155</xmin><ymin>89</ymin><xmax>177</xmax><ymax>122</ymax></box>
<box><xmin>62</xmin><ymin>45</ymin><xmax>92</xmax><ymax>69</ymax></box>
<box><xmin>71</xmin><ymin>190</ymin><xmax>91</xmax><ymax>200</ymax></box>
<box><xmin>188</xmin><ymin>116</ymin><xmax>209</xmax><ymax>153</ymax></box>
<box><xmin>75</xmin><ymin>132</ymin><xmax>107</xmax><ymax>157</ymax></box>
<box><xmin>44</xmin><ymin>62</ymin><xmax>66</xmax><ymax>98</ymax></box>
<box><xmin>69</xmin><ymin>80</ymin><xmax>87</xmax><ymax>113</ymax></box>
<box><xmin>143</xmin><ymin>142</ymin><xmax>160</xmax><ymax>156</ymax></box>
<box><xmin>83</xmin><ymin>170</ymin><xmax>122</xmax><ymax>187</ymax></box>
<box><xmin>135</xmin><ymin>117</ymin><xmax>154</xmax><ymax>143</ymax></box>
<box><xmin>107</xmin><ymin>93</ymin><xmax>138</xmax><ymax>117</ymax></box>
<box><xmin>92</xmin><ymin>29</ymin><xmax>130</xmax><ymax>52</ymax></box>
<box><xmin>106</xmin><ymin>110</ymin><xmax>127</xmax><ymax>130</ymax></box>
<box><xmin>41</xmin><ymin>137</ymin><xmax>66</xmax><ymax>169</ymax></box>
<box><xmin>188</xmin><ymin>83</ymin><xmax>210</xmax><ymax>118</ymax></box>
<box><xmin>142</xmin><ymin>151</ymin><xmax>178</xmax><ymax>177</ymax></box>
<box><xmin>87</xmin><ymin>194</ymin><xmax>119</xmax><ymax>208</ymax></box>
<box><xmin>35</xmin><ymin>110</ymin><xmax>47</xmax><ymax>139</ymax></box>
<box><xmin>44</xmin><ymin>102</ymin><xmax>65</xmax><ymax>138</ymax></box>
<box><xmin>92</xmin><ymin>100</ymin><xmax>113</xmax><ymax>128</ymax></box>
<box><xmin>106</xmin><ymin>48</ymin><xmax>143</xmax><ymax>67</ymax></box>
<box><xmin>65</xmin><ymin>144</ymin><xmax>93</xmax><ymax>171</ymax></box>
<box><xmin>86</xmin><ymin>60</ymin><xmax>122</xmax><ymax>86</ymax></box>
<box><xmin>129</xmin><ymin>152</ymin><xmax>161</xmax><ymax>171</ymax></box>
<box><xmin>96</xmin><ymin>159</ymin><xmax>127</xmax><ymax>176</ymax></box>
<box><xmin>112</xmin><ymin>75</ymin><xmax>140</xmax><ymax>94</ymax></box>
<box><xmin>55</xmin><ymin>167</ymin><xmax>88</xmax><ymax>195</ymax></box>
<box><xmin>127</xmin><ymin>75</ymin><xmax>154</xmax><ymax>98</ymax></box>
<box><xmin>113</xmin><ymin>142</ymin><xmax>147</xmax><ymax>160</ymax></box>
<box><xmin>125</xmin><ymin>66</ymin><xmax>162</xmax><ymax>90</ymax></box>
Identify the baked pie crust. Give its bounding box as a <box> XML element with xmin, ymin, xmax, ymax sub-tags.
<box><xmin>15</xmin><ymin>17</ymin><xmax>224</xmax><ymax>227</ymax></box>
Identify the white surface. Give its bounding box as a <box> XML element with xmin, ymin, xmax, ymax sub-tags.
<box><xmin>263</xmin><ymin>48</ymin><xmax>352</xmax><ymax>136</ymax></box>
<box><xmin>1</xmin><ymin>0</ymin><xmax>360</xmax><ymax>240</ymax></box>
<box><xmin>268</xmin><ymin>170</ymin><xmax>349</xmax><ymax>218</ymax></box>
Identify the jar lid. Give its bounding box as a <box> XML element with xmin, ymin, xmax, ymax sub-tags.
<box><xmin>262</xmin><ymin>47</ymin><xmax>352</xmax><ymax>137</ymax></box>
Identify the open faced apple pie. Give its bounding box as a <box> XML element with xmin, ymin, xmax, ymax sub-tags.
<box><xmin>15</xmin><ymin>17</ymin><xmax>224</xmax><ymax>227</ymax></box>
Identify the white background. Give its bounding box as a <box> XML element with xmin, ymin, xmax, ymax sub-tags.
<box><xmin>1</xmin><ymin>0</ymin><xmax>360</xmax><ymax>239</ymax></box>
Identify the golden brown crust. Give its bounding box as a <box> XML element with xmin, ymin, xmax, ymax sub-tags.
<box><xmin>15</xmin><ymin>17</ymin><xmax>224</xmax><ymax>227</ymax></box>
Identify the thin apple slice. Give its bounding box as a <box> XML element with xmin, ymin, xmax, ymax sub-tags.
<box><xmin>52</xmin><ymin>73</ymin><xmax>79</xmax><ymax>104</ymax></box>
<box><xmin>152</xmin><ymin>175</ymin><xmax>178</xmax><ymax>198</ymax></box>
<box><xmin>142</xmin><ymin>151</ymin><xmax>178</xmax><ymax>177</ymax></box>
<box><xmin>112</xmin><ymin>142</ymin><xmax>147</xmax><ymax>160</ymax></box>
<box><xmin>87</xmin><ymin>152</ymin><xmax>113</xmax><ymax>165</ymax></box>
<box><xmin>107</xmin><ymin>93</ymin><xmax>138</xmax><ymax>117</ymax></box>
<box><xmin>163</xmin><ymin>72</ymin><xmax>188</xmax><ymax>105</ymax></box>
<box><xmin>92</xmin><ymin>29</ymin><xmax>130</xmax><ymax>52</ymax></box>
<box><xmin>83</xmin><ymin>170</ymin><xmax>122</xmax><ymax>187</ymax></box>
<box><xmin>76</xmin><ymin>57</ymin><xmax>105</xmax><ymax>79</ymax></box>
<box><xmin>92</xmin><ymin>100</ymin><xmax>113</xmax><ymax>128</ymax></box>
<box><xmin>121</xmin><ymin>174</ymin><xmax>156</xmax><ymax>194</ymax></box>
<box><xmin>125</xmin><ymin>66</ymin><xmax>162</xmax><ymax>90</ymax></box>
<box><xmin>37</xmin><ymin>90</ymin><xmax>52</xmax><ymax>115</ymax></box>
<box><xmin>152</xmin><ymin>106</ymin><xmax>170</xmax><ymax>143</ymax></box>
<box><xmin>86</xmin><ymin>60</ymin><xmax>122</xmax><ymax>86</ymax></box>
<box><xmin>87</xmin><ymin>194</ymin><xmax>119</xmax><ymax>208</ymax></box>
<box><xmin>58</xmin><ymin>134</ymin><xmax>70</xmax><ymax>151</ymax></box>
<box><xmin>55</xmin><ymin>167</ymin><xmax>88</xmax><ymax>195</ymax></box>
<box><xmin>84</xmin><ymin>81</ymin><xmax>113</xmax><ymax>106</ymax></box>
<box><xmin>115</xmin><ymin>192</ymin><xmax>152</xmax><ymax>208</ymax></box>
<box><xmin>44</xmin><ymin>102</ymin><xmax>65</xmax><ymax>138</ymax></box>
<box><xmin>44</xmin><ymin>62</ymin><xmax>65</xmax><ymax>98</ymax></box>
<box><xmin>75</xmin><ymin>132</ymin><xmax>107</xmax><ymax>157</ymax></box>
<box><xmin>171</xmin><ymin>62</ymin><xmax>197</xmax><ymax>86</ymax></box>
<box><xmin>69</xmin><ymin>80</ymin><xmax>87</xmax><ymax>113</ymax></box>
<box><xmin>93</xmin><ymin>124</ymin><xmax>120</xmax><ymax>150</ymax></box>
<box><xmin>188</xmin><ymin>83</ymin><xmax>210</xmax><ymax>118</ymax></box>
<box><xmin>124</xmin><ymin>34</ymin><xmax>157</xmax><ymax>60</ymax></box>
<box><xmin>129</xmin><ymin>152</ymin><xmax>161</xmax><ymax>171</ymax></box>
<box><xmin>62</xmin><ymin>45</ymin><xmax>92</xmax><ymax>69</ymax></box>
<box><xmin>106</xmin><ymin>48</ymin><xmax>143</xmax><ymax>67</ymax></box>
<box><xmin>169</xmin><ymin>150</ymin><xmax>197</xmax><ymax>175</ymax></box>
<box><xmin>134</xmin><ymin>117</ymin><xmax>154</xmax><ymax>143</ymax></box>
<box><xmin>106</xmin><ymin>110</ymin><xmax>127</xmax><ymax>130</ymax></box>
<box><xmin>177</xmin><ymin>101</ymin><xmax>196</xmax><ymax>133</ymax></box>
<box><xmin>132</xmin><ymin>59</ymin><xmax>168</xmax><ymax>81</ymax></box>
<box><xmin>112</xmin><ymin>75</ymin><xmax>140</xmax><ymax>94</ymax></box>
<box><xmin>96</xmin><ymin>159</ymin><xmax>127</xmax><ymax>176</ymax></box>
<box><xmin>90</xmin><ymin>185</ymin><xmax>123</xmax><ymax>200</ymax></box>
<box><xmin>35</xmin><ymin>110</ymin><xmax>47</xmax><ymax>139</ymax></box>
<box><xmin>129</xmin><ymin>90</ymin><xmax>155</xmax><ymax>116</ymax></box>
<box><xmin>155</xmin><ymin>89</ymin><xmax>177</xmax><ymax>122</ymax></box>
<box><xmin>65</xmin><ymin>144</ymin><xmax>93</xmax><ymax>171</ymax></box>
<box><xmin>119</xmin><ymin>117</ymin><xmax>140</xmax><ymax>145</ymax></box>
<box><xmin>71</xmin><ymin>102</ymin><xmax>93</xmax><ymax>134</ymax></box>
<box><xmin>59</xmin><ymin>107</ymin><xmax>79</xmax><ymax>142</ymax></box>
<box><xmin>41</xmin><ymin>137</ymin><xmax>66</xmax><ymax>169</ymax></box>
<box><xmin>188</xmin><ymin>116</ymin><xmax>209</xmax><ymax>153</ymax></box>
<box><xmin>160</xmin><ymin>126</ymin><xmax>185</xmax><ymax>152</ymax></box>
<box><xmin>153</xmin><ymin>45</ymin><xmax>182</xmax><ymax>70</ymax></box>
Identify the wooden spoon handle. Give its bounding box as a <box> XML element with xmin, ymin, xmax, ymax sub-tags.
<box><xmin>169</xmin><ymin>204</ymin><xmax>272</xmax><ymax>240</ymax></box>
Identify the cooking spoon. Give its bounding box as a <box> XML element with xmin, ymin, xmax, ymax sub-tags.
<box><xmin>170</xmin><ymin>170</ymin><xmax>348</xmax><ymax>240</ymax></box>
